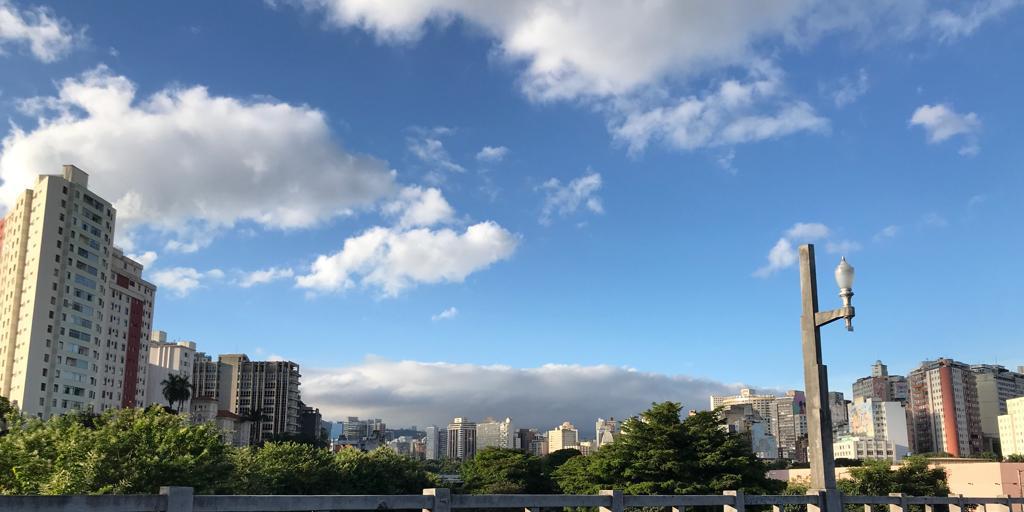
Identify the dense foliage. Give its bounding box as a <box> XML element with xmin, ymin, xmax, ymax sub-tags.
<box><xmin>460</xmin><ymin>448</ymin><xmax>549</xmax><ymax>493</ymax></box>
<box><xmin>840</xmin><ymin>457</ymin><xmax>949</xmax><ymax>497</ymax></box>
<box><xmin>552</xmin><ymin>402</ymin><xmax>784</xmax><ymax>495</ymax></box>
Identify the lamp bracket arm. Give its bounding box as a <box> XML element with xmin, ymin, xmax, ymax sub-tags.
<box><xmin>814</xmin><ymin>306</ymin><xmax>855</xmax><ymax>328</ymax></box>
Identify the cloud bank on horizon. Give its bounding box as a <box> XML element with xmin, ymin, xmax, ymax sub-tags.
<box><xmin>301</xmin><ymin>357</ymin><xmax>753</xmax><ymax>436</ymax></box>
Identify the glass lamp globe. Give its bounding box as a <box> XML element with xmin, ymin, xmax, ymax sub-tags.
<box><xmin>835</xmin><ymin>257</ymin><xmax>855</xmax><ymax>290</ymax></box>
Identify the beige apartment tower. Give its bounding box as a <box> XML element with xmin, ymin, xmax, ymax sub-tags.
<box><xmin>0</xmin><ymin>165</ymin><xmax>156</xmax><ymax>418</ymax></box>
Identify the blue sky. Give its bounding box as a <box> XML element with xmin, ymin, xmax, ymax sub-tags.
<box><xmin>1</xmin><ymin>0</ymin><xmax>1022</xmax><ymax>429</ymax></box>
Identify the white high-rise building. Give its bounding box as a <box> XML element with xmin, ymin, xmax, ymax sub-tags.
<box><xmin>998</xmin><ymin>396</ymin><xmax>1024</xmax><ymax>458</ymax></box>
<box><xmin>711</xmin><ymin>389</ymin><xmax>779</xmax><ymax>433</ymax></box>
<box><xmin>145</xmin><ymin>331</ymin><xmax>197</xmax><ymax>411</ymax></box>
<box><xmin>0</xmin><ymin>165</ymin><xmax>157</xmax><ymax>418</ymax></box>
<box><xmin>476</xmin><ymin>417</ymin><xmax>515</xmax><ymax>450</ymax></box>
<box><xmin>836</xmin><ymin>396</ymin><xmax>911</xmax><ymax>462</ymax></box>
<box><xmin>447</xmin><ymin>417</ymin><xmax>476</xmax><ymax>460</ymax></box>
<box><xmin>596</xmin><ymin>417</ymin><xmax>619</xmax><ymax>446</ymax></box>
<box><xmin>547</xmin><ymin>421</ymin><xmax>580</xmax><ymax>452</ymax></box>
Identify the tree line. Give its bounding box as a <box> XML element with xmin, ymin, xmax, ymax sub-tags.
<box><xmin>0</xmin><ymin>400</ymin><xmax>949</xmax><ymax>496</ymax></box>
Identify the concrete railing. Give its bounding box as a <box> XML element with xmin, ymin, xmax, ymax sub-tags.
<box><xmin>0</xmin><ymin>487</ymin><xmax>1022</xmax><ymax>512</ymax></box>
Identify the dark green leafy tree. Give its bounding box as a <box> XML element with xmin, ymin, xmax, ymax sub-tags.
<box><xmin>231</xmin><ymin>442</ymin><xmax>339</xmax><ymax>494</ymax></box>
<box><xmin>334</xmin><ymin>447</ymin><xmax>435</xmax><ymax>494</ymax></box>
<box><xmin>1006</xmin><ymin>454</ymin><xmax>1024</xmax><ymax>462</ymax></box>
<box><xmin>0</xmin><ymin>407</ymin><xmax>231</xmax><ymax>495</ymax></box>
<box><xmin>461</xmin><ymin>448</ymin><xmax>549</xmax><ymax>494</ymax></box>
<box><xmin>0</xmin><ymin>396</ymin><xmax>16</xmax><ymax>433</ymax></box>
<box><xmin>842</xmin><ymin>457</ymin><xmax>949</xmax><ymax>497</ymax></box>
<box><xmin>553</xmin><ymin>402</ymin><xmax>784</xmax><ymax>495</ymax></box>
<box><xmin>541</xmin><ymin>449</ymin><xmax>582</xmax><ymax>480</ymax></box>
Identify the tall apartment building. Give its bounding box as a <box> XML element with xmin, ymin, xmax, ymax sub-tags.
<box><xmin>997</xmin><ymin>396</ymin><xmax>1024</xmax><ymax>458</ymax></box>
<box><xmin>343</xmin><ymin>416</ymin><xmax>386</xmax><ymax>441</ymax></box>
<box><xmin>907</xmin><ymin>358</ymin><xmax>983</xmax><ymax>457</ymax></box>
<box><xmin>852</xmin><ymin>360</ymin><xmax>909</xmax><ymax>403</ymax></box>
<box><xmin>771</xmin><ymin>390</ymin><xmax>808</xmax><ymax>461</ymax></box>
<box><xmin>476</xmin><ymin>417</ymin><xmax>515</xmax><ymax>450</ymax></box>
<box><xmin>721</xmin><ymin>404</ymin><xmax>778</xmax><ymax>459</ymax></box>
<box><xmin>829</xmin><ymin>391</ymin><xmax>850</xmax><ymax>435</ymax></box>
<box><xmin>970</xmin><ymin>364</ymin><xmax>1024</xmax><ymax>453</ymax></box>
<box><xmin>188</xmin><ymin>352</ymin><xmax>301</xmax><ymax>444</ymax></box>
<box><xmin>711</xmin><ymin>389</ymin><xmax>779</xmax><ymax>434</ymax></box>
<box><xmin>596</xmin><ymin>417</ymin><xmax>619</xmax><ymax>446</ymax></box>
<box><xmin>836</xmin><ymin>396</ymin><xmax>911</xmax><ymax>462</ymax></box>
<box><xmin>0</xmin><ymin>165</ymin><xmax>156</xmax><ymax>418</ymax></box>
<box><xmin>447</xmin><ymin>417</ymin><xmax>476</xmax><ymax>460</ymax></box>
<box><xmin>548</xmin><ymin>421</ymin><xmax>580</xmax><ymax>452</ymax></box>
<box><xmin>145</xmin><ymin>331</ymin><xmax>196</xmax><ymax>411</ymax></box>
<box><xmin>424</xmin><ymin>425</ymin><xmax>448</xmax><ymax>460</ymax></box>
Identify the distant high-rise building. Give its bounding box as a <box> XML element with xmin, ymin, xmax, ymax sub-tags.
<box><xmin>547</xmin><ymin>421</ymin><xmax>580</xmax><ymax>452</ymax></box>
<box><xmin>476</xmin><ymin>417</ymin><xmax>515</xmax><ymax>450</ymax></box>
<box><xmin>299</xmin><ymin>402</ymin><xmax>324</xmax><ymax>442</ymax></box>
<box><xmin>424</xmin><ymin>425</ymin><xmax>447</xmax><ymax>460</ymax></box>
<box><xmin>721</xmin><ymin>404</ymin><xmax>778</xmax><ymax>459</ymax></box>
<box><xmin>528</xmin><ymin>432</ymin><xmax>548</xmax><ymax>456</ymax></box>
<box><xmin>145</xmin><ymin>331</ymin><xmax>196</xmax><ymax>411</ymax></box>
<box><xmin>596</xmin><ymin>417</ymin><xmax>619</xmax><ymax>446</ymax></box>
<box><xmin>447</xmin><ymin>417</ymin><xmax>476</xmax><ymax>460</ymax></box>
<box><xmin>0</xmin><ymin>165</ymin><xmax>157</xmax><ymax>418</ymax></box>
<box><xmin>516</xmin><ymin>428</ymin><xmax>536</xmax><ymax>452</ymax></box>
<box><xmin>829</xmin><ymin>391</ymin><xmax>850</xmax><ymax>435</ymax></box>
<box><xmin>771</xmin><ymin>390</ymin><xmax>807</xmax><ymax>461</ymax></box>
<box><xmin>853</xmin><ymin>360</ymin><xmax>909</xmax><ymax>403</ymax></box>
<box><xmin>711</xmin><ymin>389</ymin><xmax>778</xmax><ymax>434</ymax></box>
<box><xmin>970</xmin><ymin>364</ymin><xmax>1024</xmax><ymax>453</ymax></box>
<box><xmin>837</xmin><ymin>396</ymin><xmax>911</xmax><ymax>462</ymax></box>
<box><xmin>997</xmin><ymin>396</ymin><xmax>1024</xmax><ymax>458</ymax></box>
<box><xmin>342</xmin><ymin>417</ymin><xmax>385</xmax><ymax>441</ymax></box>
<box><xmin>907</xmin><ymin>358</ymin><xmax>983</xmax><ymax>457</ymax></box>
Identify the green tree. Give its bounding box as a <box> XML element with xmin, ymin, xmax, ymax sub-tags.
<box><xmin>542</xmin><ymin>448</ymin><xmax>582</xmax><ymax>480</ymax></box>
<box><xmin>334</xmin><ymin>447</ymin><xmax>434</xmax><ymax>494</ymax></box>
<box><xmin>1006</xmin><ymin>454</ymin><xmax>1024</xmax><ymax>462</ymax></box>
<box><xmin>0</xmin><ymin>407</ymin><xmax>231</xmax><ymax>495</ymax></box>
<box><xmin>160</xmin><ymin>374</ymin><xmax>194</xmax><ymax>413</ymax></box>
<box><xmin>843</xmin><ymin>457</ymin><xmax>949</xmax><ymax>497</ymax></box>
<box><xmin>553</xmin><ymin>402</ymin><xmax>784</xmax><ymax>495</ymax></box>
<box><xmin>461</xmin><ymin>448</ymin><xmax>548</xmax><ymax>494</ymax></box>
<box><xmin>0</xmin><ymin>396</ymin><xmax>16</xmax><ymax>433</ymax></box>
<box><xmin>230</xmin><ymin>442</ymin><xmax>340</xmax><ymax>494</ymax></box>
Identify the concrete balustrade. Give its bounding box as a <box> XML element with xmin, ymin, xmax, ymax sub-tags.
<box><xmin>0</xmin><ymin>487</ymin><xmax>1021</xmax><ymax>512</ymax></box>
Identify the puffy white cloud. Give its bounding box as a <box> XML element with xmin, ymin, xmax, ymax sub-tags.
<box><xmin>127</xmin><ymin>250</ymin><xmax>158</xmax><ymax>269</ymax></box>
<box><xmin>0</xmin><ymin>0</ymin><xmax>76</xmax><ymax>62</ymax></box>
<box><xmin>431</xmin><ymin>306</ymin><xmax>458</xmax><ymax>321</ymax></box>
<box><xmin>380</xmin><ymin>186</ymin><xmax>454</xmax><ymax>229</ymax></box>
<box><xmin>830</xmin><ymin>68</ymin><xmax>869</xmax><ymax>108</ymax></box>
<box><xmin>238</xmin><ymin>267</ymin><xmax>295</xmax><ymax>288</ymax></box>
<box><xmin>0</xmin><ymin>66</ymin><xmax>396</xmax><ymax>250</ymax></box>
<box><xmin>610</xmin><ymin>64</ymin><xmax>828</xmax><ymax>153</ymax></box>
<box><xmin>297</xmin><ymin>221</ymin><xmax>518</xmax><ymax>297</ymax></box>
<box><xmin>755</xmin><ymin>222</ymin><xmax>852</xmax><ymax>277</ymax></box>
<box><xmin>150</xmin><ymin>267</ymin><xmax>224</xmax><ymax>297</ymax></box>
<box><xmin>539</xmin><ymin>171</ymin><xmax>603</xmax><ymax>225</ymax></box>
<box><xmin>909</xmin><ymin>103</ymin><xmax>981</xmax><ymax>155</ymax></box>
<box><xmin>476</xmin><ymin>145</ymin><xmax>509</xmax><ymax>162</ymax></box>
<box><xmin>301</xmin><ymin>357</ymin><xmax>749</xmax><ymax>433</ymax></box>
<box><xmin>785</xmin><ymin>222</ymin><xmax>830</xmax><ymax>240</ymax></box>
<box><xmin>930</xmin><ymin>0</ymin><xmax>1021</xmax><ymax>41</ymax></box>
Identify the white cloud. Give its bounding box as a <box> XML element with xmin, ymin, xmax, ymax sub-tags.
<box><xmin>785</xmin><ymin>222</ymin><xmax>830</xmax><ymax>240</ymax></box>
<box><xmin>431</xmin><ymin>306</ymin><xmax>458</xmax><ymax>321</ymax></box>
<box><xmin>909</xmin><ymin>103</ymin><xmax>981</xmax><ymax>155</ymax></box>
<box><xmin>407</xmin><ymin>127</ymin><xmax>464</xmax><ymax>176</ymax></box>
<box><xmin>930</xmin><ymin>0</ymin><xmax>1021</xmax><ymax>41</ymax></box>
<box><xmin>0</xmin><ymin>0</ymin><xmax>77</xmax><ymax>62</ymax></box>
<box><xmin>825</xmin><ymin>240</ymin><xmax>862</xmax><ymax>254</ymax></box>
<box><xmin>922</xmin><ymin>212</ymin><xmax>948</xmax><ymax>227</ymax></box>
<box><xmin>755</xmin><ymin>222</ymin><xmax>854</xmax><ymax>277</ymax></box>
<box><xmin>150</xmin><ymin>267</ymin><xmax>224</xmax><ymax>297</ymax></box>
<box><xmin>380</xmin><ymin>186</ymin><xmax>454</xmax><ymax>229</ymax></box>
<box><xmin>610</xmin><ymin>63</ymin><xmax>829</xmax><ymax>153</ymax></box>
<box><xmin>831</xmin><ymin>68</ymin><xmax>869</xmax><ymax>108</ymax></box>
<box><xmin>0</xmin><ymin>66</ymin><xmax>396</xmax><ymax>250</ymax></box>
<box><xmin>476</xmin><ymin>145</ymin><xmax>509</xmax><ymax>162</ymax></box>
<box><xmin>267</xmin><ymin>354</ymin><xmax>288</xmax><ymax>362</ymax></box>
<box><xmin>539</xmin><ymin>171</ymin><xmax>603</xmax><ymax>225</ymax></box>
<box><xmin>301</xmin><ymin>357</ymin><xmax>749</xmax><ymax>434</ymax></box>
<box><xmin>127</xmin><ymin>250</ymin><xmax>158</xmax><ymax>269</ymax></box>
<box><xmin>238</xmin><ymin>267</ymin><xmax>295</xmax><ymax>288</ymax></box>
<box><xmin>297</xmin><ymin>222</ymin><xmax>518</xmax><ymax>297</ymax></box>
<box><xmin>873</xmin><ymin>225</ymin><xmax>900</xmax><ymax>241</ymax></box>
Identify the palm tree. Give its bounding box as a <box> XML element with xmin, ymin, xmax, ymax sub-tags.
<box><xmin>160</xmin><ymin>374</ymin><xmax>194</xmax><ymax>413</ymax></box>
<box><xmin>243</xmin><ymin>407</ymin><xmax>265</xmax><ymax>446</ymax></box>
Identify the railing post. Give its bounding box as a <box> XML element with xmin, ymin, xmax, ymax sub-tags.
<box><xmin>160</xmin><ymin>486</ymin><xmax>193</xmax><ymax>512</ymax></box>
<box><xmin>888</xmin><ymin>493</ymin><xmax>907</xmax><ymax>512</ymax></box>
<box><xmin>992</xmin><ymin>495</ymin><xmax>1013</xmax><ymax>512</ymax></box>
<box><xmin>600</xmin><ymin>489</ymin><xmax>624</xmax><ymax>512</ymax></box>
<box><xmin>807</xmin><ymin>490</ymin><xmax>826</xmax><ymax>512</ymax></box>
<box><xmin>949</xmin><ymin>494</ymin><xmax>965</xmax><ymax>512</ymax></box>
<box><xmin>725</xmin><ymin>490</ymin><xmax>745</xmax><ymax>512</ymax></box>
<box><xmin>424</xmin><ymin>488</ymin><xmax>451</xmax><ymax>512</ymax></box>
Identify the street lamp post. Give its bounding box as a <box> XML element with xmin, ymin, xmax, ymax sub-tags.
<box><xmin>799</xmin><ymin>244</ymin><xmax>856</xmax><ymax>512</ymax></box>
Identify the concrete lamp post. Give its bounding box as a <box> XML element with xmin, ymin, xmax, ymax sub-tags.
<box><xmin>798</xmin><ymin>244</ymin><xmax>856</xmax><ymax>512</ymax></box>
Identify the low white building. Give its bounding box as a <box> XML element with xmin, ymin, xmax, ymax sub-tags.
<box><xmin>998</xmin><ymin>396</ymin><xmax>1024</xmax><ymax>457</ymax></box>
<box><xmin>833</xmin><ymin>436</ymin><xmax>908</xmax><ymax>462</ymax></box>
<box><xmin>834</xmin><ymin>396</ymin><xmax>910</xmax><ymax>462</ymax></box>
<box><xmin>145</xmin><ymin>331</ymin><xmax>196</xmax><ymax>411</ymax></box>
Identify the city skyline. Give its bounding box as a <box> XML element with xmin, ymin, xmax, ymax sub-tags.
<box><xmin>0</xmin><ymin>1</ymin><xmax>1022</xmax><ymax>432</ymax></box>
